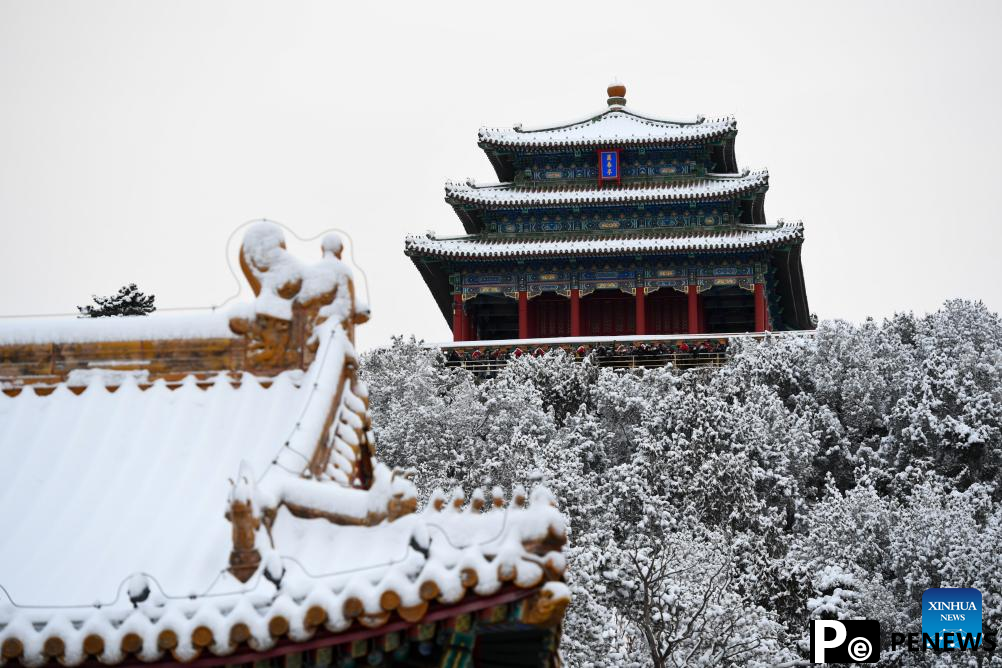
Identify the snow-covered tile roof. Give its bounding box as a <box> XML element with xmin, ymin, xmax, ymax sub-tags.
<box><xmin>405</xmin><ymin>221</ymin><xmax>803</xmax><ymax>260</ymax></box>
<box><xmin>0</xmin><ymin>371</ymin><xmax>310</xmax><ymax>608</ymax></box>
<box><xmin>0</xmin><ymin>310</ymin><xmax>235</xmax><ymax>346</ymax></box>
<box><xmin>0</xmin><ymin>222</ymin><xmax>569</xmax><ymax>666</ymax></box>
<box><xmin>0</xmin><ymin>382</ymin><xmax>565</xmax><ymax>662</ymax></box>
<box><xmin>478</xmin><ymin>108</ymin><xmax>737</xmax><ymax>149</ymax></box>
<box><xmin>445</xmin><ymin>170</ymin><xmax>767</xmax><ymax>208</ymax></box>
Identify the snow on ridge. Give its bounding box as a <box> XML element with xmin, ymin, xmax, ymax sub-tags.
<box><xmin>0</xmin><ymin>223</ymin><xmax>355</xmax><ymax>348</ymax></box>
<box><xmin>479</xmin><ymin>109</ymin><xmax>736</xmax><ymax>148</ymax></box>
<box><xmin>233</xmin><ymin>222</ymin><xmax>354</xmax><ymax>327</ymax></box>
<box><xmin>444</xmin><ymin>170</ymin><xmax>768</xmax><ymax>207</ymax></box>
<box><xmin>405</xmin><ymin>220</ymin><xmax>804</xmax><ymax>259</ymax></box>
<box><xmin>0</xmin><ymin>309</ymin><xmax>235</xmax><ymax>346</ymax></box>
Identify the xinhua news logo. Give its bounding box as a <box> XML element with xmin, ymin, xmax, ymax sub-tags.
<box><xmin>810</xmin><ymin>620</ymin><xmax>881</xmax><ymax>663</ymax></box>
<box><xmin>923</xmin><ymin>588</ymin><xmax>982</xmax><ymax>649</ymax></box>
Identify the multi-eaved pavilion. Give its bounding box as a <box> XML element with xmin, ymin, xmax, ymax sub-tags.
<box><xmin>406</xmin><ymin>84</ymin><xmax>811</xmax><ymax>343</ymax></box>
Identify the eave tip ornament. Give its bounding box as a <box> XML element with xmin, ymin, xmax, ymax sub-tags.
<box><xmin>607</xmin><ymin>82</ymin><xmax>626</xmax><ymax>108</ymax></box>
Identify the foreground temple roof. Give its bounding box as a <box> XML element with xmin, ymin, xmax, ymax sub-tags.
<box><xmin>406</xmin><ymin>220</ymin><xmax>803</xmax><ymax>260</ymax></box>
<box><xmin>0</xmin><ymin>223</ymin><xmax>569</xmax><ymax>666</ymax></box>
<box><xmin>0</xmin><ymin>311</ymin><xmax>235</xmax><ymax>346</ymax></box>
<box><xmin>445</xmin><ymin>170</ymin><xmax>767</xmax><ymax>208</ymax></box>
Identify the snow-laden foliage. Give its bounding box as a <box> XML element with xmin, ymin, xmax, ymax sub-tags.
<box><xmin>361</xmin><ymin>300</ymin><xmax>1002</xmax><ymax>666</ymax></box>
<box><xmin>77</xmin><ymin>283</ymin><xmax>156</xmax><ymax>317</ymax></box>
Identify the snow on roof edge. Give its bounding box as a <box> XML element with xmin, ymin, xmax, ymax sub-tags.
<box><xmin>443</xmin><ymin>170</ymin><xmax>769</xmax><ymax>208</ymax></box>
<box><xmin>0</xmin><ymin>309</ymin><xmax>236</xmax><ymax>346</ymax></box>
<box><xmin>404</xmin><ymin>220</ymin><xmax>804</xmax><ymax>259</ymax></box>
<box><xmin>478</xmin><ymin>108</ymin><xmax>737</xmax><ymax>148</ymax></box>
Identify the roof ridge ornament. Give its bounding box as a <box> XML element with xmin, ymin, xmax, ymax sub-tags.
<box><xmin>229</xmin><ymin>222</ymin><xmax>361</xmax><ymax>371</ymax></box>
<box><xmin>607</xmin><ymin>82</ymin><xmax>627</xmax><ymax>108</ymax></box>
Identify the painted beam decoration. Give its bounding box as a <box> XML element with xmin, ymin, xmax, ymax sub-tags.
<box><xmin>520</xmin><ymin>147</ymin><xmax>702</xmax><ymax>184</ymax></box>
<box><xmin>645</xmin><ymin>267</ymin><xmax>690</xmax><ymax>294</ymax></box>
<box><xmin>454</xmin><ymin>260</ymin><xmax>763</xmax><ymax>300</ymax></box>
<box><xmin>580</xmin><ymin>268</ymin><xmax>636</xmax><ymax>296</ymax></box>
<box><xmin>526</xmin><ymin>270</ymin><xmax>573</xmax><ymax>298</ymax></box>
<box><xmin>695</xmin><ymin>264</ymin><xmax>757</xmax><ymax>293</ymax></box>
<box><xmin>491</xmin><ymin>204</ymin><xmax>736</xmax><ymax>234</ymax></box>
<box><xmin>459</xmin><ymin>270</ymin><xmax>518</xmax><ymax>300</ymax></box>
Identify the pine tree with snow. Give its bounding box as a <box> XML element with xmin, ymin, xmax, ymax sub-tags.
<box><xmin>360</xmin><ymin>300</ymin><xmax>1002</xmax><ymax>666</ymax></box>
<box><xmin>78</xmin><ymin>283</ymin><xmax>156</xmax><ymax>317</ymax></box>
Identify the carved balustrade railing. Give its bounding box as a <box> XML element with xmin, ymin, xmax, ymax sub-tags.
<box><xmin>436</xmin><ymin>331</ymin><xmax>814</xmax><ymax>375</ymax></box>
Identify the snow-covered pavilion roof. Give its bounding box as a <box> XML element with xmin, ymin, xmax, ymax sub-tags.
<box><xmin>478</xmin><ymin>108</ymin><xmax>736</xmax><ymax>149</ymax></box>
<box><xmin>405</xmin><ymin>220</ymin><xmax>803</xmax><ymax>261</ymax></box>
<box><xmin>445</xmin><ymin>170</ymin><xmax>767</xmax><ymax>209</ymax></box>
<box><xmin>0</xmin><ymin>223</ymin><xmax>569</xmax><ymax>666</ymax></box>
<box><xmin>476</xmin><ymin>86</ymin><xmax>741</xmax><ymax>181</ymax></box>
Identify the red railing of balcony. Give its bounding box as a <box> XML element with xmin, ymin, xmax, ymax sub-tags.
<box><xmin>436</xmin><ymin>331</ymin><xmax>814</xmax><ymax>374</ymax></box>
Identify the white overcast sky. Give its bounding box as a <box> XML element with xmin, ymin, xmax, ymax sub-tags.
<box><xmin>1</xmin><ymin>0</ymin><xmax>1000</xmax><ymax>351</ymax></box>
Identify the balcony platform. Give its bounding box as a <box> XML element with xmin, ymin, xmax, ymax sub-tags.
<box><xmin>435</xmin><ymin>331</ymin><xmax>814</xmax><ymax>374</ymax></box>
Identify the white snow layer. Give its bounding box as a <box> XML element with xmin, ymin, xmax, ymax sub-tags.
<box><xmin>230</xmin><ymin>222</ymin><xmax>353</xmax><ymax>325</ymax></box>
<box><xmin>479</xmin><ymin>108</ymin><xmax>736</xmax><ymax>147</ymax></box>
<box><xmin>0</xmin><ymin>222</ymin><xmax>354</xmax><ymax>347</ymax></box>
<box><xmin>0</xmin><ymin>369</ymin><xmax>310</xmax><ymax>608</ymax></box>
<box><xmin>445</xmin><ymin>170</ymin><xmax>767</xmax><ymax>207</ymax></box>
<box><xmin>406</xmin><ymin>220</ymin><xmax>804</xmax><ymax>259</ymax></box>
<box><xmin>0</xmin><ymin>310</ymin><xmax>235</xmax><ymax>346</ymax></box>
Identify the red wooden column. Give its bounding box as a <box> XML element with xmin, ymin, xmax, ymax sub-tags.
<box><xmin>452</xmin><ymin>293</ymin><xmax>465</xmax><ymax>342</ymax></box>
<box><xmin>518</xmin><ymin>291</ymin><xmax>529</xmax><ymax>339</ymax></box>
<box><xmin>635</xmin><ymin>288</ymin><xmax>646</xmax><ymax>335</ymax></box>
<box><xmin>687</xmin><ymin>284</ymin><xmax>700</xmax><ymax>334</ymax></box>
<box><xmin>570</xmin><ymin>289</ymin><xmax>581</xmax><ymax>337</ymax></box>
<box><xmin>465</xmin><ymin>308</ymin><xmax>475</xmax><ymax>341</ymax></box>
<box><xmin>754</xmin><ymin>282</ymin><xmax>768</xmax><ymax>331</ymax></box>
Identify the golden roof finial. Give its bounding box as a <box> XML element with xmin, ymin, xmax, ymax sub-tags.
<box><xmin>607</xmin><ymin>81</ymin><xmax>626</xmax><ymax>108</ymax></box>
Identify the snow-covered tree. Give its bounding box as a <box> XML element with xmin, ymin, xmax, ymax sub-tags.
<box><xmin>77</xmin><ymin>283</ymin><xmax>156</xmax><ymax>317</ymax></box>
<box><xmin>360</xmin><ymin>300</ymin><xmax>1002</xmax><ymax>666</ymax></box>
<box><xmin>587</xmin><ymin>527</ymin><xmax>796</xmax><ymax>667</ymax></box>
